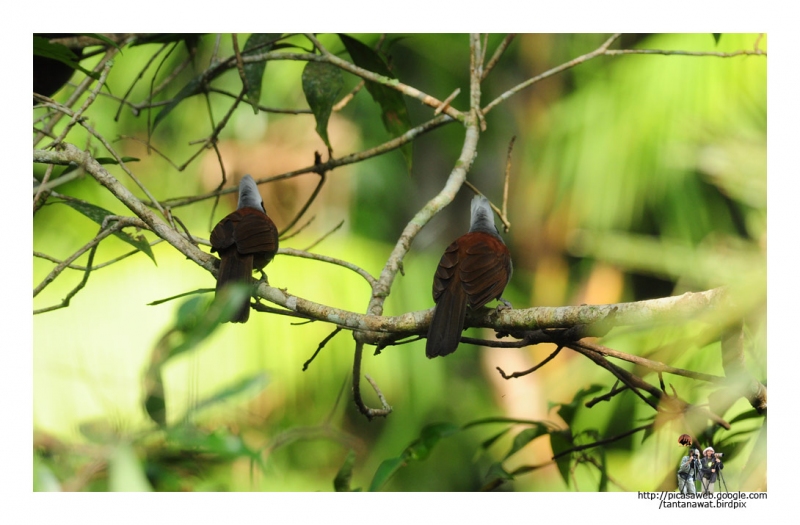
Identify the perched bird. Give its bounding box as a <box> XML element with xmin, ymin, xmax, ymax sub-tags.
<box><xmin>210</xmin><ymin>175</ymin><xmax>279</xmax><ymax>323</ymax></box>
<box><xmin>426</xmin><ymin>195</ymin><xmax>512</xmax><ymax>358</ymax></box>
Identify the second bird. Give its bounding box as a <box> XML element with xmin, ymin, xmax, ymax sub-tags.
<box><xmin>210</xmin><ymin>175</ymin><xmax>279</xmax><ymax>323</ymax></box>
<box><xmin>426</xmin><ymin>195</ymin><xmax>512</xmax><ymax>358</ymax></box>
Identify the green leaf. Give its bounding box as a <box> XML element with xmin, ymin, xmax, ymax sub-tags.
<box><xmin>152</xmin><ymin>74</ymin><xmax>205</xmax><ymax>131</ymax></box>
<box><xmin>480</xmin><ymin>428</ymin><xmax>512</xmax><ymax>451</ymax></box>
<box><xmin>712</xmin><ymin>33</ymin><xmax>722</xmax><ymax>45</ymax></box>
<box><xmin>552</xmin><ymin>384</ymin><xmax>604</xmax><ymax>427</ymax></box>
<box><xmin>598</xmin><ymin>448</ymin><xmax>608</xmax><ymax>491</ymax></box>
<box><xmin>338</xmin><ymin>33</ymin><xmax>413</xmax><ymax>172</ymax></box>
<box><xmin>33</xmin><ymin>36</ymin><xmax>99</xmax><ymax>80</ymax></box>
<box><xmin>549</xmin><ymin>430</ymin><xmax>574</xmax><ymax>486</ymax></box>
<box><xmin>242</xmin><ymin>33</ymin><xmax>282</xmax><ymax>114</ymax></box>
<box><xmin>59</xmin><ymin>198</ymin><xmax>156</xmax><ymax>264</ymax></box>
<box><xmin>94</xmin><ymin>156</ymin><xmax>140</xmax><ymax>165</ymax></box>
<box><xmin>503</xmin><ymin>424</ymin><xmax>549</xmax><ymax>460</ymax></box>
<box><xmin>302</xmin><ymin>61</ymin><xmax>344</xmax><ymax>150</ymax></box>
<box><xmin>144</xmin><ymin>367</ymin><xmax>166</xmax><ymax>426</ymax></box>
<box><xmin>485</xmin><ymin>462</ymin><xmax>515</xmax><ymax>483</ymax></box>
<box><xmin>168</xmin><ymin>287</ymin><xmax>250</xmax><ymax>359</ymax></box>
<box><xmin>462</xmin><ymin>416</ymin><xmax>551</xmax><ymax>429</ymax></box>
<box><xmin>81</xmin><ymin>33</ymin><xmax>122</xmax><ymax>51</ymax></box>
<box><xmin>185</xmin><ymin>373</ymin><xmax>268</xmax><ymax>418</ymax></box>
<box><xmin>333</xmin><ymin>449</ymin><xmax>359</xmax><ymax>492</ymax></box>
<box><xmin>406</xmin><ymin>422</ymin><xmax>459</xmax><ymax>461</ymax></box>
<box><xmin>728</xmin><ymin>410</ymin><xmax>763</xmax><ymax>425</ymax></box>
<box><xmin>108</xmin><ymin>445</ymin><xmax>153</xmax><ymax>492</ymax></box>
<box><xmin>33</xmin><ymin>455</ymin><xmax>61</xmax><ymax>492</ymax></box>
<box><xmin>369</xmin><ymin>457</ymin><xmax>405</xmax><ymax>492</ymax></box>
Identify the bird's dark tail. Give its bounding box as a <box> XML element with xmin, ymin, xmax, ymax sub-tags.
<box><xmin>216</xmin><ymin>250</ymin><xmax>254</xmax><ymax>323</ymax></box>
<box><xmin>425</xmin><ymin>284</ymin><xmax>468</xmax><ymax>358</ymax></box>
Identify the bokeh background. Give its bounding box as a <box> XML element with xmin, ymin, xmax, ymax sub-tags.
<box><xmin>33</xmin><ymin>33</ymin><xmax>766</xmax><ymax>491</ymax></box>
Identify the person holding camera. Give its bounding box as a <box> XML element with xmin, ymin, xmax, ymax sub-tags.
<box><xmin>677</xmin><ymin>448</ymin><xmax>701</xmax><ymax>493</ymax></box>
<box><xmin>700</xmin><ymin>446</ymin><xmax>724</xmax><ymax>494</ymax></box>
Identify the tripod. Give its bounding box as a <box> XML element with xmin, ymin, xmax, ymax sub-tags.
<box><xmin>717</xmin><ymin>469</ymin><xmax>729</xmax><ymax>493</ymax></box>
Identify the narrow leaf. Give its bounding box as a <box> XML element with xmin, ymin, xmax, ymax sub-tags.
<box><xmin>338</xmin><ymin>34</ymin><xmax>413</xmax><ymax>172</ymax></box>
<box><xmin>486</xmin><ymin>462</ymin><xmax>514</xmax><ymax>483</ymax></box>
<box><xmin>33</xmin><ymin>36</ymin><xmax>99</xmax><ymax>80</ymax></box>
<box><xmin>153</xmin><ymin>74</ymin><xmax>204</xmax><ymax>131</ymax></box>
<box><xmin>59</xmin><ymin>199</ymin><xmax>156</xmax><ymax>264</ymax></box>
<box><xmin>369</xmin><ymin>457</ymin><xmax>405</xmax><ymax>492</ymax></box>
<box><xmin>549</xmin><ymin>430</ymin><xmax>574</xmax><ymax>486</ymax></box>
<box><xmin>186</xmin><ymin>373</ymin><xmax>268</xmax><ymax>417</ymax></box>
<box><xmin>242</xmin><ymin>33</ymin><xmax>282</xmax><ymax>114</ymax></box>
<box><xmin>712</xmin><ymin>33</ymin><xmax>722</xmax><ymax>45</ymax></box>
<box><xmin>334</xmin><ymin>449</ymin><xmax>358</xmax><ymax>492</ymax></box>
<box><xmin>598</xmin><ymin>448</ymin><xmax>608</xmax><ymax>491</ymax></box>
<box><xmin>503</xmin><ymin>424</ymin><xmax>549</xmax><ymax>460</ymax></box>
<box><xmin>480</xmin><ymin>428</ymin><xmax>512</xmax><ymax>451</ymax></box>
<box><xmin>81</xmin><ymin>33</ymin><xmax>122</xmax><ymax>51</ymax></box>
<box><xmin>302</xmin><ymin>61</ymin><xmax>343</xmax><ymax>150</ymax></box>
<box><xmin>407</xmin><ymin>422</ymin><xmax>459</xmax><ymax>461</ymax></box>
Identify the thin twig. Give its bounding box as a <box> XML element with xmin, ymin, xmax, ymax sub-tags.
<box><xmin>279</xmin><ymin>247</ymin><xmax>376</xmax><ymax>286</ymax></box>
<box><xmin>501</xmin><ymin>135</ymin><xmax>515</xmax><ymax>230</ymax></box>
<box><xmin>34</xmin><ymin>239</ymin><xmax>164</xmax><ymax>271</ymax></box>
<box><xmin>158</xmin><ymin>114</ymin><xmax>453</xmax><ymax>209</ymax></box>
<box><xmin>497</xmin><ymin>345</ymin><xmax>562</xmax><ymax>379</ymax></box>
<box><xmin>302</xmin><ymin>219</ymin><xmax>345</xmax><ymax>252</ymax></box>
<box><xmin>34</xmin><ymin>47</ymin><xmax>119</xmax><ymax>147</ymax></box>
<box><xmin>33</xmin><ymin>164</ymin><xmax>55</xmax><ymax>211</ymax></box>
<box><xmin>482</xmin><ymin>34</ymin><xmax>516</xmax><ymax>81</ymax></box>
<box><xmin>604</xmin><ymin>48</ymin><xmax>766</xmax><ymax>58</ymax></box>
<box><xmin>303</xmin><ymin>327</ymin><xmax>343</xmax><ymax>371</ymax></box>
<box><xmin>332</xmin><ymin>80</ymin><xmax>365</xmax><ymax>112</ymax></box>
<box><xmin>463</xmin><ymin>181</ymin><xmax>510</xmax><ymax>232</ymax></box>
<box><xmin>34</xmin><ymin>217</ymin><xmax>148</xmax><ymax>305</ymax></box>
<box><xmin>482</xmin><ymin>33</ymin><xmax>621</xmax><ymax>116</ymax></box>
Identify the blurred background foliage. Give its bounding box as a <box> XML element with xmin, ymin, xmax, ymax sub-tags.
<box><xmin>33</xmin><ymin>33</ymin><xmax>766</xmax><ymax>492</ymax></box>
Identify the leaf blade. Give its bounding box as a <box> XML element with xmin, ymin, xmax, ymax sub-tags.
<box><xmin>302</xmin><ymin>61</ymin><xmax>344</xmax><ymax>150</ymax></box>
<box><xmin>338</xmin><ymin>34</ymin><xmax>413</xmax><ymax>171</ymax></box>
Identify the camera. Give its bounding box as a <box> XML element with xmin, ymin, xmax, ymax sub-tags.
<box><xmin>715</xmin><ymin>453</ymin><xmax>724</xmax><ymax>459</ymax></box>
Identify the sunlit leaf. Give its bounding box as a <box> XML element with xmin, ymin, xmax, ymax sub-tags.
<box><xmin>33</xmin><ymin>456</ymin><xmax>61</xmax><ymax>492</ymax></box>
<box><xmin>242</xmin><ymin>33</ymin><xmax>282</xmax><ymax>114</ymax></box>
<box><xmin>302</xmin><ymin>61</ymin><xmax>344</xmax><ymax>150</ymax></box>
<box><xmin>58</xmin><ymin>198</ymin><xmax>156</xmax><ymax>264</ymax></box>
<box><xmin>185</xmin><ymin>373</ymin><xmax>268</xmax><ymax>417</ymax></box>
<box><xmin>339</xmin><ymin>33</ymin><xmax>412</xmax><ymax>172</ymax></box>
<box><xmin>108</xmin><ymin>445</ymin><xmax>153</xmax><ymax>492</ymax></box>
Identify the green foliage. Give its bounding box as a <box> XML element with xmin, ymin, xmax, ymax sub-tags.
<box><xmin>339</xmin><ymin>34</ymin><xmax>413</xmax><ymax>171</ymax></box>
<box><xmin>302</xmin><ymin>61</ymin><xmax>344</xmax><ymax>150</ymax></box>
<box><xmin>57</xmin><ymin>196</ymin><xmax>156</xmax><ymax>264</ymax></box>
<box><xmin>33</xmin><ymin>33</ymin><xmax>767</xmax><ymax>493</ymax></box>
<box><xmin>242</xmin><ymin>33</ymin><xmax>283</xmax><ymax>114</ymax></box>
<box><xmin>33</xmin><ymin>35</ymin><xmax>99</xmax><ymax>80</ymax></box>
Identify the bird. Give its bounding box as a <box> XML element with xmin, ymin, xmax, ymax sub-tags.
<box><xmin>210</xmin><ymin>175</ymin><xmax>279</xmax><ymax>323</ymax></box>
<box><xmin>426</xmin><ymin>195</ymin><xmax>512</xmax><ymax>358</ymax></box>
